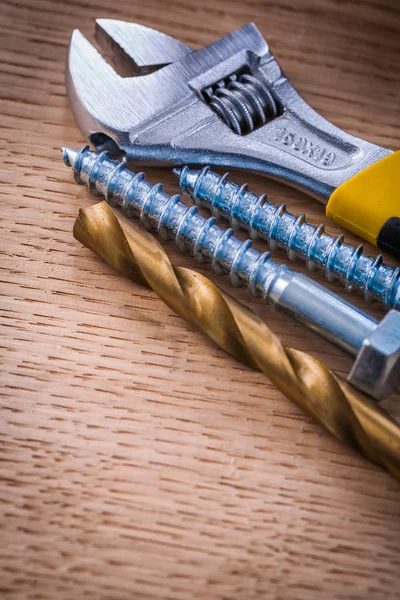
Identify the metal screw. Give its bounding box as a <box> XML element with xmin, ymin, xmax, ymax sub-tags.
<box><xmin>174</xmin><ymin>166</ymin><xmax>400</xmax><ymax>310</ymax></box>
<box><xmin>63</xmin><ymin>146</ymin><xmax>400</xmax><ymax>399</ymax></box>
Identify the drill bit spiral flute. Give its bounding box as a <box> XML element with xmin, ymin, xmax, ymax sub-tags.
<box><xmin>62</xmin><ymin>146</ymin><xmax>400</xmax><ymax>401</ymax></box>
<box><xmin>73</xmin><ymin>200</ymin><xmax>400</xmax><ymax>481</ymax></box>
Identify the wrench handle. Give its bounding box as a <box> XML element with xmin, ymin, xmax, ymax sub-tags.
<box><xmin>326</xmin><ymin>151</ymin><xmax>400</xmax><ymax>259</ymax></box>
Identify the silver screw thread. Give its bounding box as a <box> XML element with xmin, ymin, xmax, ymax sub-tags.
<box><xmin>175</xmin><ymin>166</ymin><xmax>400</xmax><ymax>310</ymax></box>
<box><xmin>68</xmin><ymin>146</ymin><xmax>282</xmax><ymax>298</ymax></box>
<box><xmin>65</xmin><ymin>146</ymin><xmax>381</xmax><ymax>359</ymax></box>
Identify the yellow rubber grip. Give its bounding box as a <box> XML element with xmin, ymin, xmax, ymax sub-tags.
<box><xmin>326</xmin><ymin>151</ymin><xmax>400</xmax><ymax>247</ymax></box>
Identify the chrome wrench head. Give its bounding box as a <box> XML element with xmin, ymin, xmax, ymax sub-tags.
<box><xmin>67</xmin><ymin>19</ymin><xmax>390</xmax><ymax>201</ymax></box>
<box><xmin>67</xmin><ymin>20</ymin><xmax>193</xmax><ymax>149</ymax></box>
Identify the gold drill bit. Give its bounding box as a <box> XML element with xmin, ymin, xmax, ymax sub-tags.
<box><xmin>73</xmin><ymin>201</ymin><xmax>400</xmax><ymax>481</ymax></box>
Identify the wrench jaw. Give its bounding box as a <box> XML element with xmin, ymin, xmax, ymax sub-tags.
<box><xmin>67</xmin><ymin>20</ymin><xmax>391</xmax><ymax>200</ymax></box>
<box><xmin>66</xmin><ymin>28</ymin><xmax>127</xmax><ymax>150</ymax></box>
<box><xmin>67</xmin><ymin>22</ymin><xmax>187</xmax><ymax>151</ymax></box>
<box><xmin>66</xmin><ymin>21</ymin><xmax>271</xmax><ymax>155</ymax></box>
<box><xmin>66</xmin><ymin>21</ymin><xmax>194</xmax><ymax>153</ymax></box>
<box><xmin>95</xmin><ymin>19</ymin><xmax>193</xmax><ymax>77</ymax></box>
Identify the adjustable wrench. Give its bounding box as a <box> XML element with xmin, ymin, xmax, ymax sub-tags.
<box><xmin>66</xmin><ymin>19</ymin><xmax>400</xmax><ymax>257</ymax></box>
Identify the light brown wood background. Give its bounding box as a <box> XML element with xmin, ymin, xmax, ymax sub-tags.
<box><xmin>1</xmin><ymin>0</ymin><xmax>400</xmax><ymax>598</ymax></box>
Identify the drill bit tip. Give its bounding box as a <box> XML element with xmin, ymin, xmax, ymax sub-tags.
<box><xmin>61</xmin><ymin>147</ymin><xmax>79</xmax><ymax>168</ymax></box>
<box><xmin>172</xmin><ymin>167</ymin><xmax>183</xmax><ymax>178</ymax></box>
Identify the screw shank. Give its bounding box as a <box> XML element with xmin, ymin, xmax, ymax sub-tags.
<box><xmin>268</xmin><ymin>270</ymin><xmax>377</xmax><ymax>355</ymax></box>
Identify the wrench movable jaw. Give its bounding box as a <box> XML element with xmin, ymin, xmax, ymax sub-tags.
<box><xmin>95</xmin><ymin>19</ymin><xmax>193</xmax><ymax>76</ymax></box>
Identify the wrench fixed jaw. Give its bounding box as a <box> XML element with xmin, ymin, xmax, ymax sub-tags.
<box><xmin>66</xmin><ymin>29</ymin><xmax>125</xmax><ymax>147</ymax></box>
<box><xmin>67</xmin><ymin>21</ymin><xmax>191</xmax><ymax>151</ymax></box>
<box><xmin>67</xmin><ymin>19</ymin><xmax>391</xmax><ymax>201</ymax></box>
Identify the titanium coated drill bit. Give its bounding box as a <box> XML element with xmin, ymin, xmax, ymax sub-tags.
<box><xmin>62</xmin><ymin>146</ymin><xmax>400</xmax><ymax>399</ymax></box>
<box><xmin>174</xmin><ymin>166</ymin><xmax>400</xmax><ymax>310</ymax></box>
<box><xmin>73</xmin><ymin>201</ymin><xmax>400</xmax><ymax>481</ymax></box>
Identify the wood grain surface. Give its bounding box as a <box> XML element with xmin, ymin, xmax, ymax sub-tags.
<box><xmin>1</xmin><ymin>0</ymin><xmax>400</xmax><ymax>598</ymax></box>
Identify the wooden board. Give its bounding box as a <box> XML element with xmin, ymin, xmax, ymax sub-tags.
<box><xmin>1</xmin><ymin>0</ymin><xmax>400</xmax><ymax>598</ymax></box>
